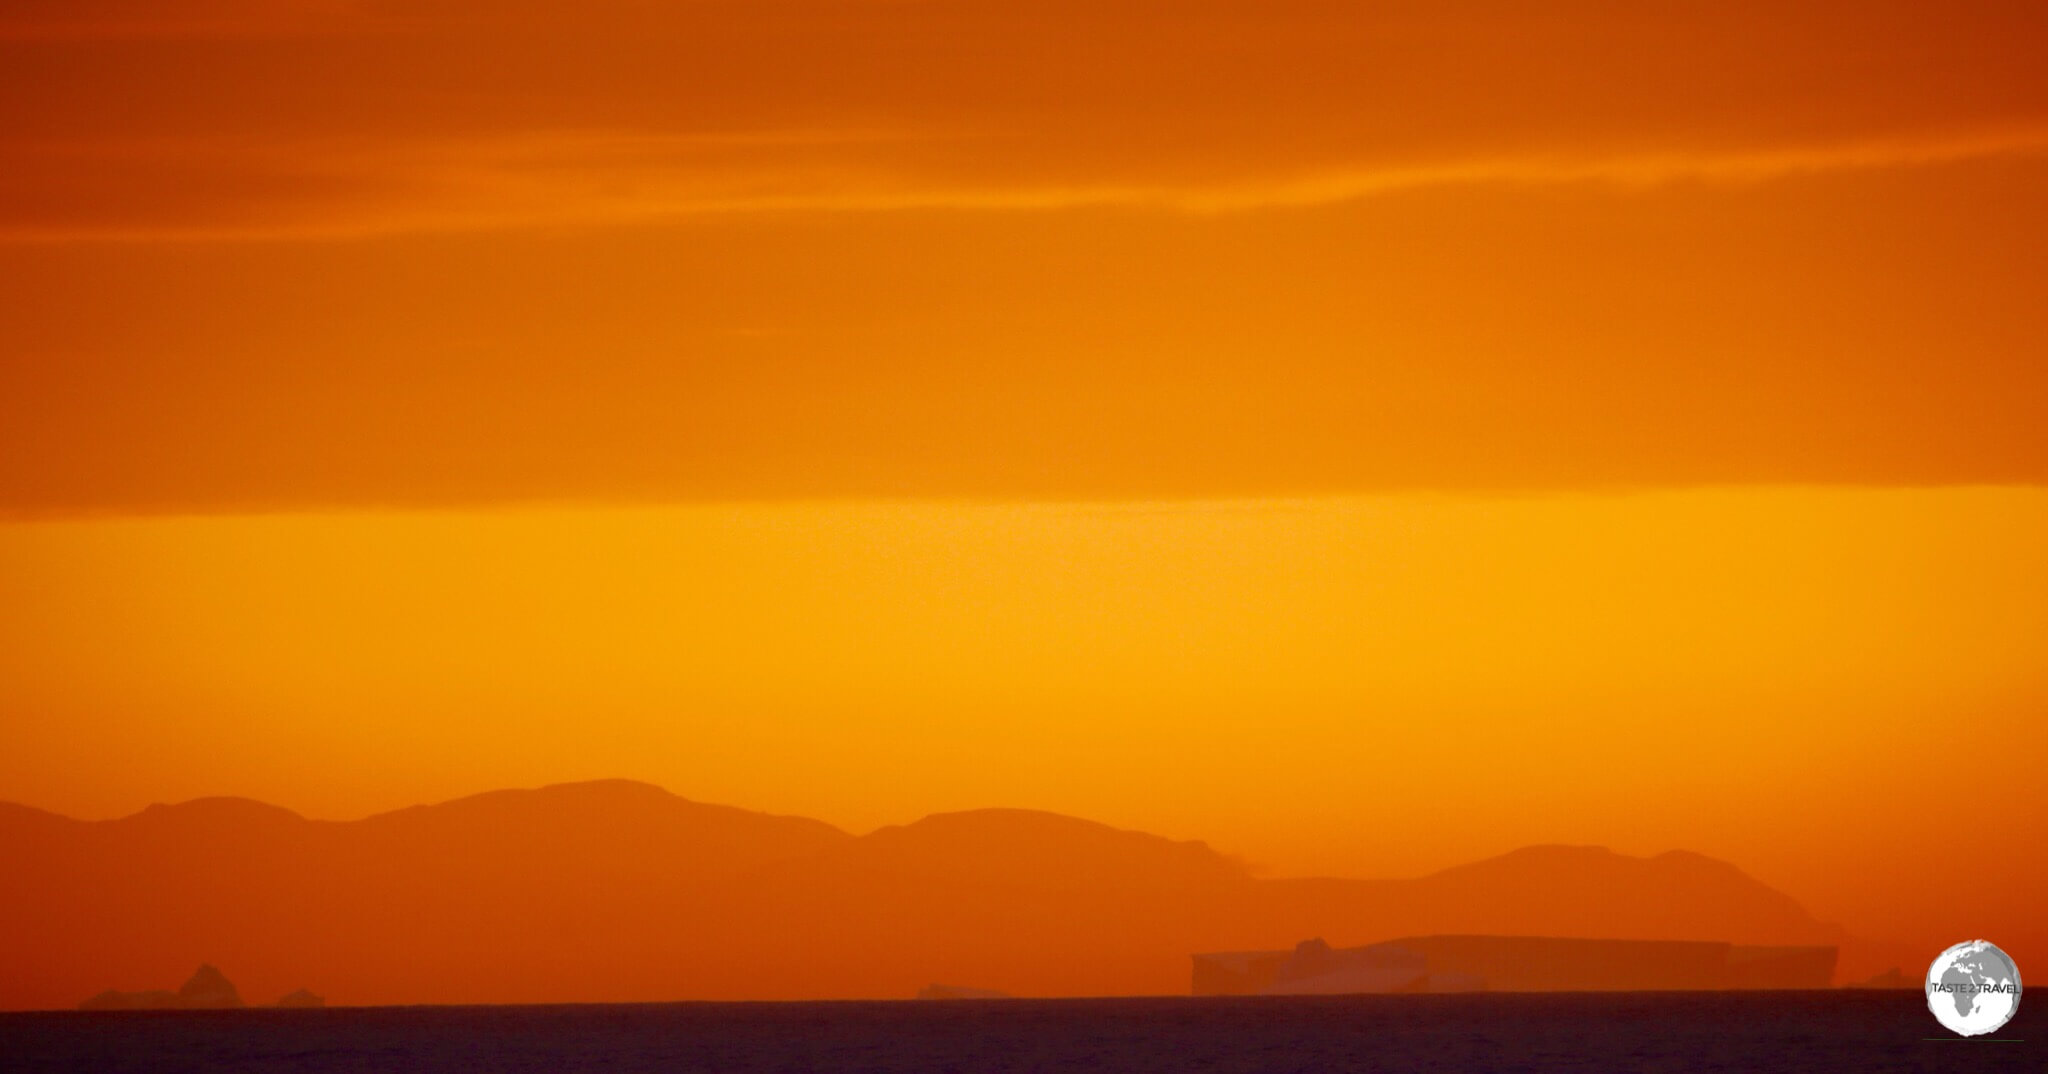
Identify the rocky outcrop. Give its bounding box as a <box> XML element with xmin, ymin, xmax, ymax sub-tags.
<box><xmin>275</xmin><ymin>988</ymin><xmax>326</xmax><ymax>1008</ymax></box>
<box><xmin>177</xmin><ymin>964</ymin><xmax>243</xmax><ymax>1009</ymax></box>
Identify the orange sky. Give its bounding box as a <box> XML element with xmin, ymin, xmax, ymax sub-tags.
<box><xmin>2</xmin><ymin>1</ymin><xmax>2045</xmax><ymax>970</ymax></box>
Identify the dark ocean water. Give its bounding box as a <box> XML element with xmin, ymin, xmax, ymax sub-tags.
<box><xmin>1</xmin><ymin>991</ymin><xmax>2034</xmax><ymax>1073</ymax></box>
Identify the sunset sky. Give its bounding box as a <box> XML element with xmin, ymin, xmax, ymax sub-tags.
<box><xmin>3</xmin><ymin>0</ymin><xmax>2045</xmax><ymax>966</ymax></box>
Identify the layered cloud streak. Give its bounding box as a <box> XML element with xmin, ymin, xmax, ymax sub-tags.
<box><xmin>5</xmin><ymin>0</ymin><xmax>2047</xmax><ymax>238</ymax></box>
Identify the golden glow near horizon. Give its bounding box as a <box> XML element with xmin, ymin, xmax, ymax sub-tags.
<box><xmin>4</xmin><ymin>489</ymin><xmax>2044</xmax><ymax>949</ymax></box>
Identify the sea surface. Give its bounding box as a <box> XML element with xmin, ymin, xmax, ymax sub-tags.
<box><xmin>1</xmin><ymin>991</ymin><xmax>2034</xmax><ymax>1073</ymax></box>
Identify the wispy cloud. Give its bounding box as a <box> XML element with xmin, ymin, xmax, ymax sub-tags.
<box><xmin>8</xmin><ymin>1</ymin><xmax>2046</xmax><ymax>241</ymax></box>
<box><xmin>7</xmin><ymin>123</ymin><xmax>2048</xmax><ymax>242</ymax></box>
<box><xmin>1175</xmin><ymin>126</ymin><xmax>2048</xmax><ymax>212</ymax></box>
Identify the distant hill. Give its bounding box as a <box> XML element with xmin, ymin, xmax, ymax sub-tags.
<box><xmin>0</xmin><ymin>781</ymin><xmax>1850</xmax><ymax>1009</ymax></box>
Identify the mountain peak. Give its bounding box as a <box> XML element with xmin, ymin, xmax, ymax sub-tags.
<box><xmin>893</xmin><ymin>807</ymin><xmax>1133</xmax><ymax>835</ymax></box>
<box><xmin>860</xmin><ymin>807</ymin><xmax>1247</xmax><ymax>887</ymax></box>
<box><xmin>360</xmin><ymin>780</ymin><xmax>848</xmax><ymax>840</ymax></box>
<box><xmin>1407</xmin><ymin>843</ymin><xmax>1835</xmax><ymax>947</ymax></box>
<box><xmin>130</xmin><ymin>797</ymin><xmax>304</xmax><ymax>826</ymax></box>
<box><xmin>530</xmin><ymin>778</ymin><xmax>675</xmax><ymax>798</ymax></box>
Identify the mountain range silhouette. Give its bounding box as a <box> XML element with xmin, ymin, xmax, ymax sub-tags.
<box><xmin>0</xmin><ymin>780</ymin><xmax>1863</xmax><ymax>1009</ymax></box>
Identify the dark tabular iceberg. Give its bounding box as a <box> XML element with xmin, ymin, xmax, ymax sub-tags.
<box><xmin>1193</xmin><ymin>936</ymin><xmax>1837</xmax><ymax>994</ymax></box>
